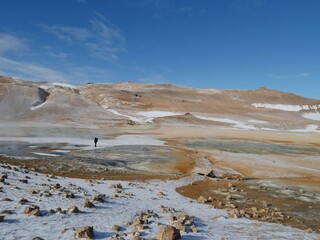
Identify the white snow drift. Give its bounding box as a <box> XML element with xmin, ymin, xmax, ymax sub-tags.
<box><xmin>303</xmin><ymin>113</ymin><xmax>320</xmax><ymax>121</ymax></box>
<box><xmin>252</xmin><ymin>103</ymin><xmax>320</xmax><ymax>112</ymax></box>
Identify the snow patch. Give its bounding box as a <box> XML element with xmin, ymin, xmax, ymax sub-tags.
<box><xmin>32</xmin><ymin>152</ymin><xmax>60</xmax><ymax>157</ymax></box>
<box><xmin>39</xmin><ymin>85</ymin><xmax>51</xmax><ymax>90</ymax></box>
<box><xmin>303</xmin><ymin>113</ymin><xmax>320</xmax><ymax>121</ymax></box>
<box><xmin>107</xmin><ymin>109</ymin><xmax>183</xmax><ymax>123</ymax></box>
<box><xmin>137</xmin><ymin>111</ymin><xmax>183</xmax><ymax>122</ymax></box>
<box><xmin>52</xmin><ymin>82</ymin><xmax>77</xmax><ymax>89</ymax></box>
<box><xmin>194</xmin><ymin>115</ymin><xmax>257</xmax><ymax>130</ymax></box>
<box><xmin>51</xmin><ymin>149</ymin><xmax>70</xmax><ymax>153</ymax></box>
<box><xmin>247</xmin><ymin>119</ymin><xmax>268</xmax><ymax>124</ymax></box>
<box><xmin>107</xmin><ymin>109</ymin><xmax>142</xmax><ymax>122</ymax></box>
<box><xmin>252</xmin><ymin>103</ymin><xmax>320</xmax><ymax>112</ymax></box>
<box><xmin>30</xmin><ymin>101</ymin><xmax>46</xmax><ymax>111</ymax></box>
<box><xmin>291</xmin><ymin>125</ymin><xmax>319</xmax><ymax>133</ymax></box>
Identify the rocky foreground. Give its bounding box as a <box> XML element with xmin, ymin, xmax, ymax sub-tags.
<box><xmin>0</xmin><ymin>163</ymin><xmax>318</xmax><ymax>240</ymax></box>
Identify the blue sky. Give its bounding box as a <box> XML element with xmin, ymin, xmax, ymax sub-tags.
<box><xmin>0</xmin><ymin>0</ymin><xmax>319</xmax><ymax>99</ymax></box>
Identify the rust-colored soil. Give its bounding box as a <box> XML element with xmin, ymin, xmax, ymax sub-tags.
<box><xmin>177</xmin><ymin>178</ymin><xmax>320</xmax><ymax>233</ymax></box>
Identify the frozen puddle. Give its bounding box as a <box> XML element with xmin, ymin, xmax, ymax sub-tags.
<box><xmin>0</xmin><ymin>165</ymin><xmax>317</xmax><ymax>240</ymax></box>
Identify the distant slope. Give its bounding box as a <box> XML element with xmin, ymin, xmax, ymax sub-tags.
<box><xmin>0</xmin><ymin>75</ymin><xmax>319</xmax><ymax>131</ymax></box>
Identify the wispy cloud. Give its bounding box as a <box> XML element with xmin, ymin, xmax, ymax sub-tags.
<box><xmin>41</xmin><ymin>14</ymin><xmax>125</xmax><ymax>62</ymax></box>
<box><xmin>0</xmin><ymin>33</ymin><xmax>27</xmax><ymax>54</ymax></box>
<box><xmin>269</xmin><ymin>72</ymin><xmax>310</xmax><ymax>80</ymax></box>
<box><xmin>0</xmin><ymin>57</ymin><xmax>68</xmax><ymax>82</ymax></box>
<box><xmin>0</xmin><ymin>56</ymin><xmax>116</xmax><ymax>84</ymax></box>
<box><xmin>41</xmin><ymin>45</ymin><xmax>70</xmax><ymax>61</ymax></box>
<box><xmin>41</xmin><ymin>25</ymin><xmax>92</xmax><ymax>43</ymax></box>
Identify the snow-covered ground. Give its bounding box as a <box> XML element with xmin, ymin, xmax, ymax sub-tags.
<box><xmin>0</xmin><ymin>165</ymin><xmax>317</xmax><ymax>240</ymax></box>
<box><xmin>51</xmin><ymin>82</ymin><xmax>78</xmax><ymax>89</ymax></box>
<box><xmin>303</xmin><ymin>113</ymin><xmax>320</xmax><ymax>121</ymax></box>
<box><xmin>32</xmin><ymin>152</ymin><xmax>60</xmax><ymax>157</ymax></box>
<box><xmin>107</xmin><ymin>109</ymin><xmax>142</xmax><ymax>123</ymax></box>
<box><xmin>194</xmin><ymin>115</ymin><xmax>257</xmax><ymax>130</ymax></box>
<box><xmin>30</xmin><ymin>102</ymin><xmax>47</xmax><ymax>111</ymax></box>
<box><xmin>252</xmin><ymin>103</ymin><xmax>320</xmax><ymax>112</ymax></box>
<box><xmin>107</xmin><ymin>109</ymin><xmax>183</xmax><ymax>123</ymax></box>
<box><xmin>290</xmin><ymin>125</ymin><xmax>319</xmax><ymax>133</ymax></box>
<box><xmin>137</xmin><ymin>111</ymin><xmax>183</xmax><ymax>123</ymax></box>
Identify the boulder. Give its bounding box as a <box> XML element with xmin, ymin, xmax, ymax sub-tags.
<box><xmin>134</xmin><ymin>224</ymin><xmax>148</xmax><ymax>232</ymax></box>
<box><xmin>93</xmin><ymin>194</ymin><xmax>105</xmax><ymax>202</ymax></box>
<box><xmin>190</xmin><ymin>225</ymin><xmax>198</xmax><ymax>233</ymax></box>
<box><xmin>1</xmin><ymin>174</ymin><xmax>7</xmax><ymax>179</ymax></box>
<box><xmin>1</xmin><ymin>198</ymin><xmax>12</xmax><ymax>202</ymax></box>
<box><xmin>18</xmin><ymin>198</ymin><xmax>28</xmax><ymax>204</ymax></box>
<box><xmin>157</xmin><ymin>225</ymin><xmax>181</xmax><ymax>240</ymax></box>
<box><xmin>74</xmin><ymin>226</ymin><xmax>94</xmax><ymax>239</ymax></box>
<box><xmin>65</xmin><ymin>192</ymin><xmax>75</xmax><ymax>198</ymax></box>
<box><xmin>18</xmin><ymin>179</ymin><xmax>28</xmax><ymax>184</ymax></box>
<box><xmin>206</xmin><ymin>170</ymin><xmax>216</xmax><ymax>178</ymax></box>
<box><xmin>110</xmin><ymin>183</ymin><xmax>122</xmax><ymax>189</ymax></box>
<box><xmin>83</xmin><ymin>198</ymin><xmax>95</xmax><ymax>208</ymax></box>
<box><xmin>172</xmin><ymin>222</ymin><xmax>186</xmax><ymax>233</ymax></box>
<box><xmin>111</xmin><ymin>225</ymin><xmax>121</xmax><ymax>231</ymax></box>
<box><xmin>197</xmin><ymin>196</ymin><xmax>208</xmax><ymax>203</ymax></box>
<box><xmin>24</xmin><ymin>205</ymin><xmax>41</xmax><ymax>216</ymax></box>
<box><xmin>1</xmin><ymin>210</ymin><xmax>12</xmax><ymax>214</ymax></box>
<box><xmin>0</xmin><ymin>215</ymin><xmax>4</xmax><ymax>222</ymax></box>
<box><xmin>69</xmin><ymin>205</ymin><xmax>80</xmax><ymax>213</ymax></box>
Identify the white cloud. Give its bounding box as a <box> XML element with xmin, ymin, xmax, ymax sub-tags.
<box><xmin>41</xmin><ymin>14</ymin><xmax>125</xmax><ymax>62</ymax></box>
<box><xmin>0</xmin><ymin>33</ymin><xmax>26</xmax><ymax>54</ymax></box>
<box><xmin>41</xmin><ymin>25</ymin><xmax>92</xmax><ymax>43</ymax></box>
<box><xmin>41</xmin><ymin>45</ymin><xmax>70</xmax><ymax>60</ymax></box>
<box><xmin>269</xmin><ymin>72</ymin><xmax>310</xmax><ymax>80</ymax></box>
<box><xmin>0</xmin><ymin>56</ymin><xmax>116</xmax><ymax>84</ymax></box>
<box><xmin>0</xmin><ymin>57</ymin><xmax>68</xmax><ymax>82</ymax></box>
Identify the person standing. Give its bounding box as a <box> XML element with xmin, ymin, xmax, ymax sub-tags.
<box><xmin>94</xmin><ymin>137</ymin><xmax>98</xmax><ymax>147</ymax></box>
